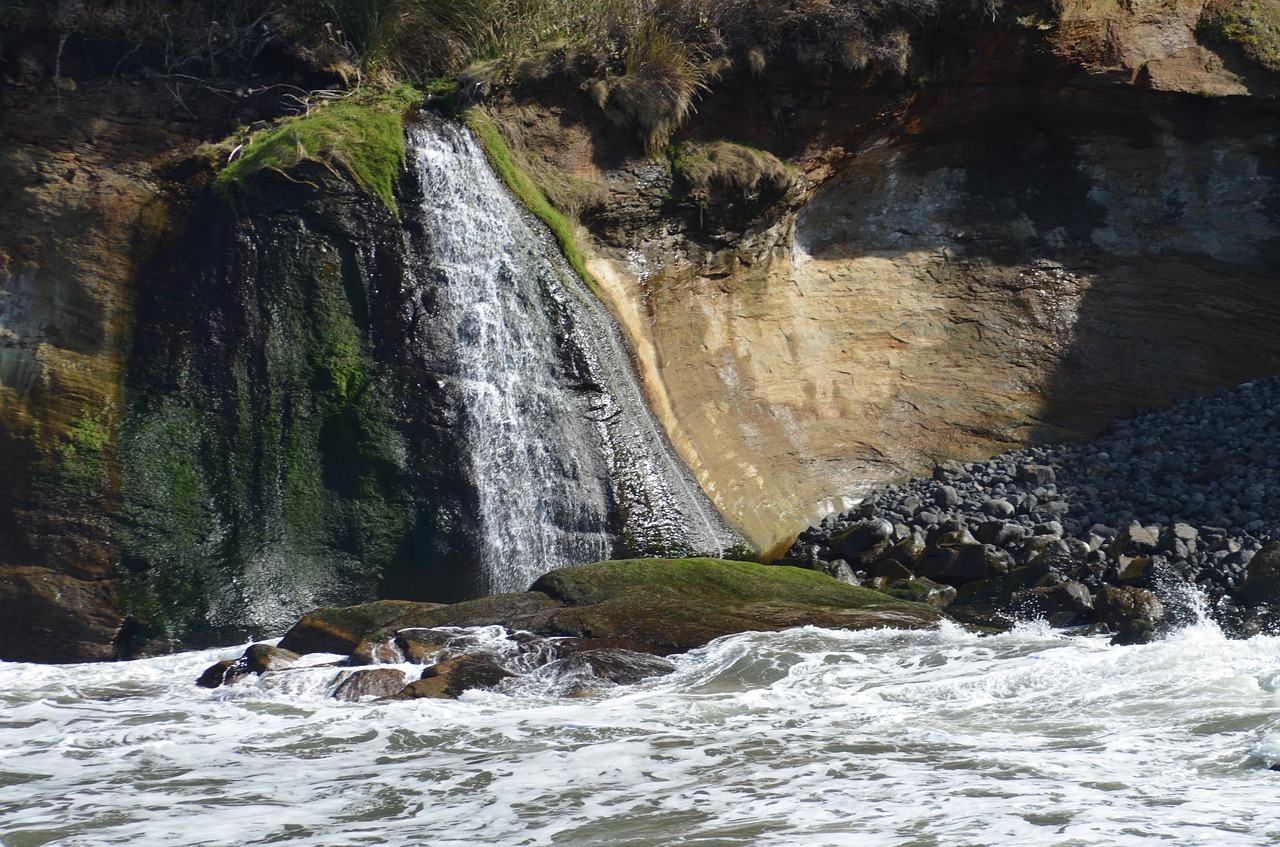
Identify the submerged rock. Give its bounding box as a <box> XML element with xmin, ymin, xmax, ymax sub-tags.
<box><xmin>232</xmin><ymin>558</ymin><xmax>945</xmax><ymax>699</ymax></box>
<box><xmin>530</xmin><ymin>558</ymin><xmax>943</xmax><ymax>650</ymax></box>
<box><xmin>386</xmin><ymin>655</ymin><xmax>515</xmax><ymax>700</ymax></box>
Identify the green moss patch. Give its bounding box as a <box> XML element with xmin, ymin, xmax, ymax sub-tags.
<box><xmin>462</xmin><ymin>106</ymin><xmax>602</xmax><ymax>298</ymax></box>
<box><xmin>213</xmin><ymin>88</ymin><xmax>419</xmax><ymax>213</ymax></box>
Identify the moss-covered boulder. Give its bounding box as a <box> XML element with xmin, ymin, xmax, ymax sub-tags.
<box><xmin>273</xmin><ymin>558</ymin><xmax>943</xmax><ymax>661</ymax></box>
<box><xmin>278</xmin><ymin>599</ymin><xmax>443</xmax><ymax>655</ymax></box>
<box><xmin>530</xmin><ymin>558</ymin><xmax>942</xmax><ymax>650</ymax></box>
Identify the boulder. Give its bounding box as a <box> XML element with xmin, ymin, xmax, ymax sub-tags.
<box><xmin>531</xmin><ymin>558</ymin><xmax>943</xmax><ymax>651</ymax></box>
<box><xmin>279</xmin><ymin>594</ymin><xmax>563</xmax><ymax>656</ymax></box>
<box><xmin>278</xmin><ymin>600</ymin><xmax>445</xmax><ymax>655</ymax></box>
<box><xmin>1094</xmin><ymin>586</ymin><xmax>1165</xmax><ymax>645</ymax></box>
<box><xmin>549</xmin><ymin>648</ymin><xmax>676</xmax><ymax>686</ymax></box>
<box><xmin>331</xmin><ymin>668</ymin><xmax>410</xmax><ymax>701</ymax></box>
<box><xmin>349</xmin><ymin>638</ymin><xmax>405</xmax><ymax>666</ymax></box>
<box><xmin>196</xmin><ymin>643</ymin><xmax>301</xmax><ymax>688</ymax></box>
<box><xmin>1011</xmin><ymin>580</ymin><xmax>1094</xmax><ymax>626</ymax></box>
<box><xmin>1238</xmin><ymin>542</ymin><xmax>1280</xmax><ymax>606</ymax></box>
<box><xmin>196</xmin><ymin>659</ymin><xmax>246</xmax><ymax>689</ymax></box>
<box><xmin>243</xmin><ymin>643</ymin><xmax>301</xmax><ymax>674</ymax></box>
<box><xmin>833</xmin><ymin>518</ymin><xmax>895</xmax><ymax>566</ymax></box>
<box><xmin>884</xmin><ymin>577</ymin><xmax>957</xmax><ymax>609</ymax></box>
<box><xmin>912</xmin><ymin>532</ymin><xmax>988</xmax><ymax>587</ymax></box>
<box><xmin>386</xmin><ymin>655</ymin><xmax>515</xmax><ymax>700</ymax></box>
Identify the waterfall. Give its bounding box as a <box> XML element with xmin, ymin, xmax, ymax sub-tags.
<box><xmin>402</xmin><ymin>116</ymin><xmax>742</xmax><ymax>594</ymax></box>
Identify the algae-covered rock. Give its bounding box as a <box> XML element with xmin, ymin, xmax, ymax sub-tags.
<box><xmin>531</xmin><ymin>558</ymin><xmax>943</xmax><ymax>650</ymax></box>
<box><xmin>278</xmin><ymin>600</ymin><xmax>442</xmax><ymax>655</ymax></box>
<box><xmin>267</xmin><ymin>558</ymin><xmax>944</xmax><ymax>671</ymax></box>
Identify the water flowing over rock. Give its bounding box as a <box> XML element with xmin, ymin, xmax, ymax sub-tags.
<box><xmin>400</xmin><ymin>117</ymin><xmax>742</xmax><ymax>594</ymax></box>
<box><xmin>108</xmin><ymin>117</ymin><xmax>741</xmax><ymax>653</ymax></box>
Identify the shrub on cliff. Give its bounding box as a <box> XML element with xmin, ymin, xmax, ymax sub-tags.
<box><xmin>1199</xmin><ymin>0</ymin><xmax>1280</xmax><ymax>71</ymax></box>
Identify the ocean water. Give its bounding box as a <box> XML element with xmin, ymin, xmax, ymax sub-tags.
<box><xmin>3</xmin><ymin>621</ymin><xmax>1280</xmax><ymax>846</ymax></box>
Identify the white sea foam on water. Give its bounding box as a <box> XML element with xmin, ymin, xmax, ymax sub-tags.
<box><xmin>3</xmin><ymin>624</ymin><xmax>1280</xmax><ymax>846</ymax></box>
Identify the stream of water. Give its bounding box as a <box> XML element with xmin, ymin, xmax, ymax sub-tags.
<box><xmin>402</xmin><ymin>117</ymin><xmax>738</xmax><ymax>594</ymax></box>
<box><xmin>4</xmin><ymin>619</ymin><xmax>1280</xmax><ymax>846</ymax></box>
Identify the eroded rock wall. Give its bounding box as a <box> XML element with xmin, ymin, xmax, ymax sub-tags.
<box><xmin>549</xmin><ymin>15</ymin><xmax>1280</xmax><ymax>557</ymax></box>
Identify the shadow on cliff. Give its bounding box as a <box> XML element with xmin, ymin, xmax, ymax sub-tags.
<box><xmin>801</xmin><ymin>81</ymin><xmax>1280</xmax><ymax>453</ymax></box>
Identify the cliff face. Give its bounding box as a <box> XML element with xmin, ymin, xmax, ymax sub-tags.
<box><xmin>2</xmin><ymin>3</ymin><xmax>1278</xmax><ymax>659</ymax></box>
<box><xmin>0</xmin><ymin>45</ymin><xmax>181</xmax><ymax>661</ymax></box>
<box><xmin>505</xmin><ymin>8</ymin><xmax>1280</xmax><ymax>557</ymax></box>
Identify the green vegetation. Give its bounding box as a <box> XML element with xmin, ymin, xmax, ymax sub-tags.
<box><xmin>213</xmin><ymin>87</ymin><xmax>419</xmax><ymax>213</ymax></box>
<box><xmin>463</xmin><ymin>106</ymin><xmax>602</xmax><ymax>296</ymax></box>
<box><xmin>1199</xmin><ymin>0</ymin><xmax>1280</xmax><ymax>70</ymax></box>
<box><xmin>54</xmin><ymin>406</ymin><xmax>113</xmax><ymax>495</ymax></box>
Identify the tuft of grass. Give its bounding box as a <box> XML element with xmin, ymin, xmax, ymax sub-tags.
<box><xmin>212</xmin><ymin>86</ymin><xmax>420</xmax><ymax>213</ymax></box>
<box><xmin>593</xmin><ymin>21</ymin><xmax>711</xmax><ymax>155</ymax></box>
<box><xmin>463</xmin><ymin>106</ymin><xmax>602</xmax><ymax>297</ymax></box>
<box><xmin>669</xmin><ymin>139</ymin><xmax>797</xmax><ymax>206</ymax></box>
<box><xmin>1199</xmin><ymin>0</ymin><xmax>1280</xmax><ymax>70</ymax></box>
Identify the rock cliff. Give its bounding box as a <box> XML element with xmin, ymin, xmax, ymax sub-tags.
<box><xmin>1</xmin><ymin>2</ymin><xmax>1278</xmax><ymax>659</ymax></box>
<box><xmin>495</xmin><ymin>3</ymin><xmax>1280</xmax><ymax>557</ymax></box>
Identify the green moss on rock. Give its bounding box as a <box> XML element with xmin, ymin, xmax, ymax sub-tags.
<box><xmin>276</xmin><ymin>558</ymin><xmax>944</xmax><ymax>656</ymax></box>
<box><xmin>531</xmin><ymin>558</ymin><xmax>943</xmax><ymax>649</ymax></box>
<box><xmin>213</xmin><ymin>87</ymin><xmax>420</xmax><ymax>213</ymax></box>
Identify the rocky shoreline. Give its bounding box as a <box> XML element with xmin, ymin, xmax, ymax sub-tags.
<box><xmin>781</xmin><ymin>376</ymin><xmax>1280</xmax><ymax>642</ymax></box>
<box><xmin>197</xmin><ymin>558</ymin><xmax>941</xmax><ymax>700</ymax></box>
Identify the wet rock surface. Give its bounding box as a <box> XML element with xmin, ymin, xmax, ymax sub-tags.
<box><xmin>200</xmin><ymin>557</ymin><xmax>940</xmax><ymax>698</ymax></box>
<box><xmin>784</xmin><ymin>377</ymin><xmax>1280</xmax><ymax>642</ymax></box>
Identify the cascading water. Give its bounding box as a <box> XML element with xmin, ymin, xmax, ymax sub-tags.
<box><xmin>402</xmin><ymin>116</ymin><xmax>741</xmax><ymax>593</ymax></box>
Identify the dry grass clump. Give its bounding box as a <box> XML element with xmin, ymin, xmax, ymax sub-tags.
<box><xmin>670</xmin><ymin>140</ymin><xmax>797</xmax><ymax>205</ymax></box>
<box><xmin>593</xmin><ymin>22</ymin><xmax>712</xmax><ymax>155</ymax></box>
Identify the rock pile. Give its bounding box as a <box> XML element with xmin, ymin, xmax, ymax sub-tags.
<box><xmin>782</xmin><ymin>377</ymin><xmax>1280</xmax><ymax>641</ymax></box>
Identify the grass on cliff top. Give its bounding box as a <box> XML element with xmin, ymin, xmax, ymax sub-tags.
<box><xmin>462</xmin><ymin>106</ymin><xmax>602</xmax><ymax>297</ymax></box>
<box><xmin>213</xmin><ymin>87</ymin><xmax>420</xmax><ymax>213</ymax></box>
